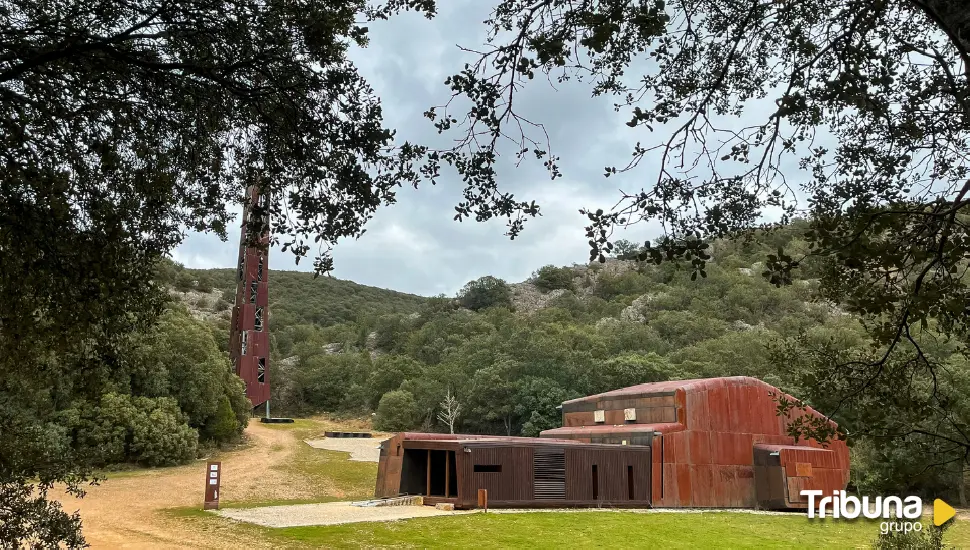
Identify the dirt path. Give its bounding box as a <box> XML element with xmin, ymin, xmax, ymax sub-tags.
<box><xmin>57</xmin><ymin>422</ymin><xmax>312</xmax><ymax>549</ymax></box>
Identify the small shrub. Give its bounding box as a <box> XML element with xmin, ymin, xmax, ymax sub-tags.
<box><xmin>871</xmin><ymin>523</ymin><xmax>949</xmax><ymax>550</ymax></box>
<box><xmin>202</xmin><ymin>395</ymin><xmax>241</xmax><ymax>445</ymax></box>
<box><xmin>174</xmin><ymin>271</ymin><xmax>195</xmax><ymax>292</ymax></box>
<box><xmin>221</xmin><ymin>287</ymin><xmax>236</xmax><ymax>303</ymax></box>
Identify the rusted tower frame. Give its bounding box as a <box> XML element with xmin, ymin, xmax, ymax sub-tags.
<box><xmin>228</xmin><ymin>185</ymin><xmax>271</xmax><ymax>416</ymax></box>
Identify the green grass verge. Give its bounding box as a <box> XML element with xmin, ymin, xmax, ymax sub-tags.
<box><xmin>165</xmin><ymin>509</ymin><xmax>970</xmax><ymax>549</ymax></box>
<box><xmin>271</xmin><ymin>421</ymin><xmax>378</xmax><ymax>501</ymax></box>
<box><xmin>282</xmin><ymin>446</ymin><xmax>376</xmax><ymax>501</ymax></box>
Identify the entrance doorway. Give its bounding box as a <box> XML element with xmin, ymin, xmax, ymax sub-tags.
<box><xmin>400</xmin><ymin>448</ymin><xmax>457</xmax><ymax>497</ymax></box>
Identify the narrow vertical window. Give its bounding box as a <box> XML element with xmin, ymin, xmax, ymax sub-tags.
<box><xmin>250</xmin><ymin>281</ymin><xmax>258</xmax><ymax>304</ymax></box>
<box><xmin>628</xmin><ymin>465</ymin><xmax>635</xmax><ymax>500</ymax></box>
<box><xmin>237</xmin><ymin>253</ymin><xmax>245</xmax><ymax>282</ymax></box>
<box><xmin>257</xmin><ymin>256</ymin><xmax>264</xmax><ymax>282</ymax></box>
<box><xmin>257</xmin><ymin>357</ymin><xmax>266</xmax><ymax>383</ymax></box>
<box><xmin>254</xmin><ymin>307</ymin><xmax>264</xmax><ymax>332</ymax></box>
<box><xmin>240</xmin><ymin>330</ymin><xmax>248</xmax><ymax>356</ymax></box>
<box><xmin>592</xmin><ymin>465</ymin><xmax>598</xmax><ymax>500</ymax></box>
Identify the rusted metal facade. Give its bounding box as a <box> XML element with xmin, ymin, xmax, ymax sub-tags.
<box><xmin>228</xmin><ymin>185</ymin><xmax>271</xmax><ymax>409</ymax></box>
<box><xmin>540</xmin><ymin>376</ymin><xmax>850</xmax><ymax>509</ymax></box>
<box><xmin>375</xmin><ymin>434</ymin><xmax>652</xmax><ymax>509</ymax></box>
<box><xmin>374</xmin><ymin>377</ymin><xmax>849</xmax><ymax>510</ymax></box>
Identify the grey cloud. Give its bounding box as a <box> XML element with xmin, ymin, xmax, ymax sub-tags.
<box><xmin>175</xmin><ymin>0</ymin><xmax>665</xmax><ymax>296</ymax></box>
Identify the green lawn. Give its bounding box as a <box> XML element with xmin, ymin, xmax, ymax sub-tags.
<box><xmin>169</xmin><ymin>508</ymin><xmax>970</xmax><ymax>549</ymax></box>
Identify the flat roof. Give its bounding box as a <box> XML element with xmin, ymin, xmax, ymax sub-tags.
<box><xmin>561</xmin><ymin>376</ymin><xmax>773</xmax><ymax>404</ymax></box>
<box><xmin>540</xmin><ymin>422</ymin><xmax>685</xmax><ymax>437</ymax></box>
<box><xmin>396</xmin><ymin>432</ymin><xmax>650</xmax><ymax>450</ymax></box>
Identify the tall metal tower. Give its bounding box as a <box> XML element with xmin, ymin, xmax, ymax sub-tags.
<box><xmin>229</xmin><ymin>185</ymin><xmax>272</xmax><ymax>416</ymax></box>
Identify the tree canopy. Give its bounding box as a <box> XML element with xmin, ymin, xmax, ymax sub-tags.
<box><xmin>0</xmin><ymin>0</ymin><xmax>429</xmax><ymax>545</ymax></box>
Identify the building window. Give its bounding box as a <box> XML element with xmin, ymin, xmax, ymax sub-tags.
<box><xmin>257</xmin><ymin>357</ymin><xmax>266</xmax><ymax>383</ymax></box>
<box><xmin>237</xmin><ymin>253</ymin><xmax>245</xmax><ymax>282</ymax></box>
<box><xmin>250</xmin><ymin>281</ymin><xmax>258</xmax><ymax>304</ymax></box>
<box><xmin>254</xmin><ymin>307</ymin><xmax>264</xmax><ymax>332</ymax></box>
<box><xmin>473</xmin><ymin>465</ymin><xmax>502</xmax><ymax>473</ymax></box>
<box><xmin>257</xmin><ymin>256</ymin><xmax>264</xmax><ymax>282</ymax></box>
<box><xmin>240</xmin><ymin>331</ymin><xmax>248</xmax><ymax>356</ymax></box>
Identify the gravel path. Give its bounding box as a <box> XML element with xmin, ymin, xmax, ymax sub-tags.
<box><xmin>214</xmin><ymin>502</ymin><xmax>469</xmax><ymax>528</ymax></box>
<box><xmin>304</xmin><ymin>437</ymin><xmax>387</xmax><ymax>462</ymax></box>
<box><xmin>215</xmin><ymin>503</ymin><xmax>798</xmax><ymax>530</ymax></box>
<box><xmin>55</xmin><ymin>422</ymin><xmax>315</xmax><ymax>549</ymax></box>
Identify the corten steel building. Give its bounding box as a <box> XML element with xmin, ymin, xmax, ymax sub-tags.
<box><xmin>375</xmin><ymin>433</ymin><xmax>653</xmax><ymax>508</ymax></box>
<box><xmin>374</xmin><ymin>376</ymin><xmax>849</xmax><ymax>510</ymax></box>
<box><xmin>228</xmin><ymin>185</ymin><xmax>271</xmax><ymax>412</ymax></box>
<box><xmin>541</xmin><ymin>376</ymin><xmax>850</xmax><ymax>509</ymax></box>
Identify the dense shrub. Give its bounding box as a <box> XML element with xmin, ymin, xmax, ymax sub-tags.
<box><xmin>457</xmin><ymin>276</ymin><xmax>512</xmax><ymax>311</ymax></box>
<box><xmin>128</xmin><ymin>307</ymin><xmax>248</xmax><ymax>445</ymax></box>
<box><xmin>592</xmin><ymin>270</ymin><xmax>653</xmax><ymax>300</ymax></box>
<box><xmin>72</xmin><ymin>393</ymin><xmax>198</xmax><ymax>467</ymax></box>
<box><xmin>532</xmin><ymin>265</ymin><xmax>574</xmax><ymax>292</ymax></box>
<box><xmin>374</xmin><ymin>390</ymin><xmax>420</xmax><ymax>432</ymax></box>
<box><xmin>128</xmin><ymin>397</ymin><xmax>199</xmax><ymax>466</ymax></box>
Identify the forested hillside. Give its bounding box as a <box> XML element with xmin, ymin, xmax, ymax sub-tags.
<box><xmin>156</xmin><ymin>260</ymin><xmax>430</xmax><ymax>335</ymax></box>
<box><xmin>169</xmin><ymin>222</ymin><xmax>969</xmax><ymax>504</ymax></box>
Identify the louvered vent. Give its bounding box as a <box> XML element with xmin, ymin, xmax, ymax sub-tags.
<box><xmin>533</xmin><ymin>448</ymin><xmax>566</xmax><ymax>500</ymax></box>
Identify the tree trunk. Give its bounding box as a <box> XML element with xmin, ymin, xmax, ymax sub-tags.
<box><xmin>961</xmin><ymin>467</ymin><xmax>968</xmax><ymax>508</ymax></box>
<box><xmin>916</xmin><ymin>0</ymin><xmax>970</xmax><ymax>59</ymax></box>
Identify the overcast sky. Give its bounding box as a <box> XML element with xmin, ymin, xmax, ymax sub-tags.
<box><xmin>172</xmin><ymin>2</ymin><xmax>678</xmax><ymax>297</ymax></box>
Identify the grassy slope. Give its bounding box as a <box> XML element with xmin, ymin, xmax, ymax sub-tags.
<box><xmin>267</xmin><ymin>419</ymin><xmax>378</xmax><ymax>503</ymax></box>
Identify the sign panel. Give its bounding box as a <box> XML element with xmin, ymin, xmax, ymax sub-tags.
<box><xmin>204</xmin><ymin>461</ymin><xmax>221</xmax><ymax>510</ymax></box>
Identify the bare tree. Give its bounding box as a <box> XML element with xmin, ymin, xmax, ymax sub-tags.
<box><xmin>437</xmin><ymin>388</ymin><xmax>462</xmax><ymax>435</ymax></box>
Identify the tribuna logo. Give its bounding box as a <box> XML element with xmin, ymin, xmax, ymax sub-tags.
<box><xmin>800</xmin><ymin>490</ymin><xmax>922</xmax><ymax>520</ymax></box>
